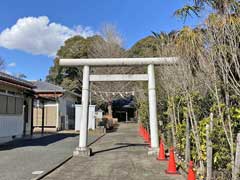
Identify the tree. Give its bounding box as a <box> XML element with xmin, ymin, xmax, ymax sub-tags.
<box><xmin>170</xmin><ymin>2</ymin><xmax>240</xmax><ymax>179</ymax></box>
<box><xmin>126</xmin><ymin>36</ymin><xmax>160</xmax><ymax>57</ymax></box>
<box><xmin>175</xmin><ymin>0</ymin><xmax>240</xmax><ymax>19</ymax></box>
<box><xmin>46</xmin><ymin>35</ymin><xmax>98</xmax><ymax>94</ymax></box>
<box><xmin>88</xmin><ymin>24</ymin><xmax>138</xmax><ymax>106</ymax></box>
<box><xmin>46</xmin><ymin>24</ymin><xmax>133</xmax><ymax>104</ymax></box>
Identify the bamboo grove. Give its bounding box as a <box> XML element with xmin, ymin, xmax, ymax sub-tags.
<box><xmin>139</xmin><ymin>1</ymin><xmax>240</xmax><ymax>179</ymax></box>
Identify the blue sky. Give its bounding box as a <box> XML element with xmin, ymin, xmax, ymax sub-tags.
<box><xmin>0</xmin><ymin>0</ymin><xmax>203</xmax><ymax>80</ymax></box>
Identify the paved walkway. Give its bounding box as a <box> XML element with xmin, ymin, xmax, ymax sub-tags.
<box><xmin>0</xmin><ymin>133</ymin><xmax>101</xmax><ymax>180</ymax></box>
<box><xmin>44</xmin><ymin>123</ymin><xmax>184</xmax><ymax>180</ymax></box>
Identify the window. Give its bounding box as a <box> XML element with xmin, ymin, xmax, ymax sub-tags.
<box><xmin>7</xmin><ymin>96</ymin><xmax>16</xmax><ymax>114</ymax></box>
<box><xmin>0</xmin><ymin>89</ymin><xmax>6</xmax><ymax>93</ymax></box>
<box><xmin>0</xmin><ymin>93</ymin><xmax>24</xmax><ymax>115</ymax></box>
<box><xmin>8</xmin><ymin>91</ymin><xmax>15</xmax><ymax>95</ymax></box>
<box><xmin>16</xmin><ymin>98</ymin><xmax>23</xmax><ymax>114</ymax></box>
<box><xmin>0</xmin><ymin>95</ymin><xmax>7</xmax><ymax>114</ymax></box>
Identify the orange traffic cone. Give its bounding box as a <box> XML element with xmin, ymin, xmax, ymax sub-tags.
<box><xmin>143</xmin><ymin>129</ymin><xmax>147</xmax><ymax>141</ymax></box>
<box><xmin>165</xmin><ymin>147</ymin><xmax>180</xmax><ymax>175</ymax></box>
<box><xmin>145</xmin><ymin>130</ymin><xmax>150</xmax><ymax>143</ymax></box>
<box><xmin>147</xmin><ymin>132</ymin><xmax>151</xmax><ymax>145</ymax></box>
<box><xmin>157</xmin><ymin>139</ymin><xmax>167</xmax><ymax>161</ymax></box>
<box><xmin>187</xmin><ymin>161</ymin><xmax>196</xmax><ymax>180</ymax></box>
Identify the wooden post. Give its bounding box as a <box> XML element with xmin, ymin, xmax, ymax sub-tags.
<box><xmin>30</xmin><ymin>99</ymin><xmax>34</xmax><ymax>135</ymax></box>
<box><xmin>41</xmin><ymin>101</ymin><xmax>45</xmax><ymax>134</ymax></box>
<box><xmin>108</xmin><ymin>102</ymin><xmax>112</xmax><ymax>117</ymax></box>
<box><xmin>206</xmin><ymin>113</ymin><xmax>213</xmax><ymax>180</ymax></box>
<box><xmin>234</xmin><ymin>133</ymin><xmax>240</xmax><ymax>180</ymax></box>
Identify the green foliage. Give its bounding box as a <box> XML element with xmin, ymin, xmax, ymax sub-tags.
<box><xmin>126</xmin><ymin>36</ymin><xmax>160</xmax><ymax>58</ymax></box>
<box><xmin>163</xmin><ymin>89</ymin><xmax>240</xmax><ymax>177</ymax></box>
<box><xmin>211</xmin><ymin>116</ymin><xmax>232</xmax><ymax>171</ymax></box>
<box><xmin>138</xmin><ymin>99</ymin><xmax>149</xmax><ymax>128</ymax></box>
<box><xmin>190</xmin><ymin>117</ymin><xmax>209</xmax><ymax>162</ymax></box>
<box><xmin>175</xmin><ymin>122</ymin><xmax>186</xmax><ymax>153</ymax></box>
<box><xmin>174</xmin><ymin>5</ymin><xmax>201</xmax><ymax>20</ymax></box>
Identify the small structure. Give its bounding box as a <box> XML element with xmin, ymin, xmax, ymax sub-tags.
<box><xmin>75</xmin><ymin>105</ymin><xmax>96</xmax><ymax>130</ymax></box>
<box><xmin>112</xmin><ymin>96</ymin><xmax>137</xmax><ymax>122</ymax></box>
<box><xmin>32</xmin><ymin>81</ymin><xmax>80</xmax><ymax>131</ymax></box>
<box><xmin>0</xmin><ymin>72</ymin><xmax>34</xmax><ymax>144</ymax></box>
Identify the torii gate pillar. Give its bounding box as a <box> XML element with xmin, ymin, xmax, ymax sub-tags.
<box><xmin>73</xmin><ymin>65</ymin><xmax>91</xmax><ymax>156</ymax></box>
<box><xmin>148</xmin><ymin>64</ymin><xmax>159</xmax><ymax>153</ymax></box>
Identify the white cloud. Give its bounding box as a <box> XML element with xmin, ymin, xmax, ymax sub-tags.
<box><xmin>1</xmin><ymin>70</ymin><xmax>12</xmax><ymax>75</ymax></box>
<box><xmin>0</xmin><ymin>16</ymin><xmax>95</xmax><ymax>56</ymax></box>
<box><xmin>8</xmin><ymin>62</ymin><xmax>16</xmax><ymax>67</ymax></box>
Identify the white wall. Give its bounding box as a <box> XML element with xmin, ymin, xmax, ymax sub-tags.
<box><xmin>0</xmin><ymin>114</ymin><xmax>24</xmax><ymax>143</ymax></box>
<box><xmin>75</xmin><ymin>105</ymin><xmax>96</xmax><ymax>130</ymax></box>
<box><xmin>0</xmin><ymin>83</ymin><xmax>33</xmax><ymax>144</ymax></box>
<box><xmin>0</xmin><ymin>97</ymin><xmax>33</xmax><ymax>144</ymax></box>
<box><xmin>59</xmin><ymin>92</ymin><xmax>79</xmax><ymax>130</ymax></box>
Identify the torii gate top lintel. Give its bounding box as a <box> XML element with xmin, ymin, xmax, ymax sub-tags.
<box><xmin>59</xmin><ymin>57</ymin><xmax>178</xmax><ymax>66</ymax></box>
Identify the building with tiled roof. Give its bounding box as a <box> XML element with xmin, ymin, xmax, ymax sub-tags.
<box><xmin>0</xmin><ymin>72</ymin><xmax>35</xmax><ymax>144</ymax></box>
<box><xmin>31</xmin><ymin>80</ymin><xmax>81</xmax><ymax>131</ymax></box>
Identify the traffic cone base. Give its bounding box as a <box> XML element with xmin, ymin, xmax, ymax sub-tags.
<box><xmin>157</xmin><ymin>157</ymin><xmax>168</xmax><ymax>161</ymax></box>
<box><xmin>165</xmin><ymin>170</ymin><xmax>180</xmax><ymax>175</ymax></box>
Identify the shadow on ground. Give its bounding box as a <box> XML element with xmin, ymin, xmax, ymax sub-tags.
<box><xmin>91</xmin><ymin>142</ymin><xmax>148</xmax><ymax>156</ymax></box>
<box><xmin>0</xmin><ymin>133</ymin><xmax>78</xmax><ymax>151</ymax></box>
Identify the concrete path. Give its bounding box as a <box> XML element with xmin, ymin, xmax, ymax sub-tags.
<box><xmin>0</xmin><ymin>133</ymin><xmax>101</xmax><ymax>180</ymax></box>
<box><xmin>44</xmin><ymin>123</ymin><xmax>184</xmax><ymax>180</ymax></box>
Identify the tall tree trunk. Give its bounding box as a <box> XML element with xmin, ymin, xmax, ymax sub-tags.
<box><xmin>212</xmin><ymin>65</ymin><xmax>235</xmax><ymax>179</ymax></box>
<box><xmin>168</xmin><ymin>95</ymin><xmax>177</xmax><ymax>147</ymax></box>
<box><xmin>171</xmin><ymin>96</ymin><xmax>178</xmax><ymax>147</ymax></box>
<box><xmin>185</xmin><ymin>116</ymin><xmax>190</xmax><ymax>166</ymax></box>
<box><xmin>187</xmin><ymin>93</ymin><xmax>205</xmax><ymax>175</ymax></box>
<box><xmin>170</xmin><ymin>113</ymin><xmax>177</xmax><ymax>147</ymax></box>
<box><xmin>223</xmin><ymin>73</ymin><xmax>235</xmax><ymax>180</ymax></box>
<box><xmin>233</xmin><ymin>133</ymin><xmax>240</xmax><ymax>180</ymax></box>
<box><xmin>176</xmin><ymin>98</ymin><xmax>182</xmax><ymax>125</ymax></box>
<box><xmin>206</xmin><ymin>113</ymin><xmax>213</xmax><ymax>180</ymax></box>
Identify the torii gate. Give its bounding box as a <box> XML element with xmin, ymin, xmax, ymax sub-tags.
<box><xmin>60</xmin><ymin>57</ymin><xmax>177</xmax><ymax>156</ymax></box>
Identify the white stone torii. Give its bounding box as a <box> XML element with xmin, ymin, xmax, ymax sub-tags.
<box><xmin>59</xmin><ymin>57</ymin><xmax>177</xmax><ymax>156</ymax></box>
